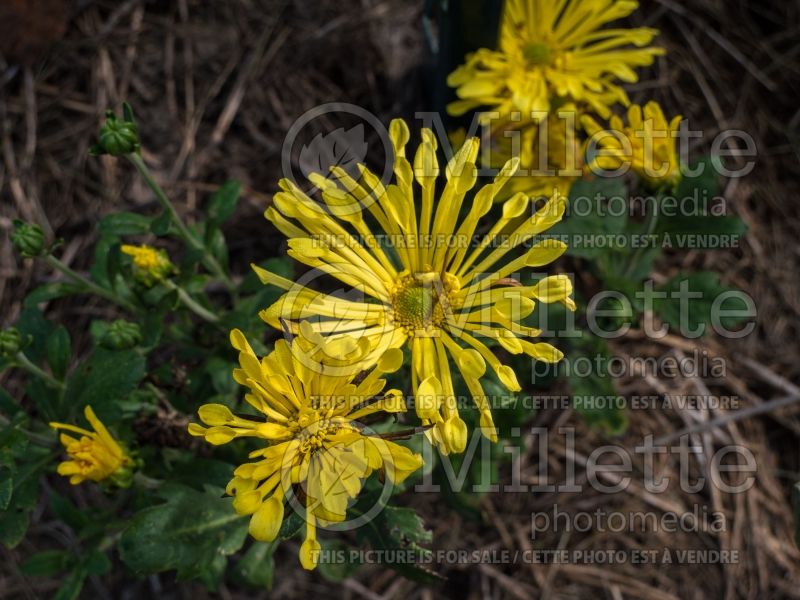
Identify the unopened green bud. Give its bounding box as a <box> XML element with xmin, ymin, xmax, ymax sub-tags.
<box><xmin>101</xmin><ymin>320</ymin><xmax>143</xmax><ymax>350</ymax></box>
<box><xmin>109</xmin><ymin>461</ymin><xmax>135</xmax><ymax>489</ymax></box>
<box><xmin>91</xmin><ymin>103</ymin><xmax>140</xmax><ymax>156</ymax></box>
<box><xmin>0</xmin><ymin>328</ymin><xmax>22</xmax><ymax>358</ymax></box>
<box><xmin>10</xmin><ymin>220</ymin><xmax>46</xmax><ymax>257</ymax></box>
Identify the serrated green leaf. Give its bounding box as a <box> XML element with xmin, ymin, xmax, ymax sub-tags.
<box><xmin>118</xmin><ymin>484</ymin><xmax>248</xmax><ymax>580</ymax></box>
<box><xmin>653</xmin><ymin>272</ymin><xmax>752</xmax><ymax>336</ymax></box>
<box><xmin>356</xmin><ymin>504</ymin><xmax>441</xmax><ymax>583</ymax></box>
<box><xmin>567</xmin><ymin>335</ymin><xmax>627</xmax><ymax>435</ymax></box>
<box><xmin>549</xmin><ymin>178</ymin><xmax>629</xmax><ymax>259</ymax></box>
<box><xmin>64</xmin><ymin>348</ymin><xmax>146</xmax><ymax>421</ymax></box>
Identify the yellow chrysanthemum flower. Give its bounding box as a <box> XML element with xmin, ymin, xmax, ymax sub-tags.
<box><xmin>582</xmin><ymin>101</ymin><xmax>682</xmax><ymax>190</ymax></box>
<box><xmin>121</xmin><ymin>243</ymin><xmax>175</xmax><ymax>286</ymax></box>
<box><xmin>447</xmin><ymin>0</ymin><xmax>664</xmax><ymax>122</ymax></box>
<box><xmin>50</xmin><ymin>405</ymin><xmax>133</xmax><ymax>486</ymax></box>
<box><xmin>189</xmin><ymin>328</ymin><xmax>423</xmax><ymax>570</ymax></box>
<box><xmin>253</xmin><ymin>119</ymin><xmax>575</xmax><ymax>455</ymax></box>
<box><xmin>487</xmin><ymin>107</ymin><xmax>583</xmax><ymax>201</ymax></box>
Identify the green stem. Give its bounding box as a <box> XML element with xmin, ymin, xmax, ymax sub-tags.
<box><xmin>15</xmin><ymin>352</ymin><xmax>64</xmax><ymax>390</ymax></box>
<box><xmin>43</xmin><ymin>255</ymin><xmax>137</xmax><ymax>312</ymax></box>
<box><xmin>126</xmin><ymin>153</ymin><xmax>237</xmax><ymax>293</ymax></box>
<box><xmin>162</xmin><ymin>280</ymin><xmax>220</xmax><ymax>323</ymax></box>
<box><xmin>133</xmin><ymin>472</ymin><xmax>163</xmax><ymax>489</ymax></box>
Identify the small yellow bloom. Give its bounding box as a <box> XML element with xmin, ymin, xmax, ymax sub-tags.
<box><xmin>253</xmin><ymin>119</ymin><xmax>575</xmax><ymax>455</ymax></box>
<box><xmin>447</xmin><ymin>0</ymin><xmax>664</xmax><ymax>122</ymax></box>
<box><xmin>189</xmin><ymin>328</ymin><xmax>423</xmax><ymax>571</ymax></box>
<box><xmin>582</xmin><ymin>101</ymin><xmax>682</xmax><ymax>190</ymax></box>
<box><xmin>121</xmin><ymin>244</ymin><xmax>174</xmax><ymax>286</ymax></box>
<box><xmin>50</xmin><ymin>406</ymin><xmax>133</xmax><ymax>486</ymax></box>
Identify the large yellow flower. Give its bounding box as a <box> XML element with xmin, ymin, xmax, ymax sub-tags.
<box><xmin>253</xmin><ymin>119</ymin><xmax>575</xmax><ymax>455</ymax></box>
<box><xmin>50</xmin><ymin>405</ymin><xmax>133</xmax><ymax>486</ymax></box>
<box><xmin>447</xmin><ymin>0</ymin><xmax>664</xmax><ymax>122</ymax></box>
<box><xmin>189</xmin><ymin>328</ymin><xmax>423</xmax><ymax>570</ymax></box>
<box><xmin>582</xmin><ymin>101</ymin><xmax>682</xmax><ymax>190</ymax></box>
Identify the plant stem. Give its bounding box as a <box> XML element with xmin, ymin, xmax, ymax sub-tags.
<box><xmin>162</xmin><ymin>280</ymin><xmax>220</xmax><ymax>323</ymax></box>
<box><xmin>126</xmin><ymin>153</ymin><xmax>237</xmax><ymax>293</ymax></box>
<box><xmin>15</xmin><ymin>352</ymin><xmax>64</xmax><ymax>390</ymax></box>
<box><xmin>133</xmin><ymin>472</ymin><xmax>163</xmax><ymax>489</ymax></box>
<box><xmin>43</xmin><ymin>255</ymin><xmax>137</xmax><ymax>312</ymax></box>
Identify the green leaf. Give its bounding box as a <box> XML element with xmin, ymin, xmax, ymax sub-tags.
<box><xmin>0</xmin><ymin>386</ymin><xmax>19</xmax><ymax>417</ymax></box>
<box><xmin>64</xmin><ymin>348</ymin><xmax>146</xmax><ymax>421</ymax></box>
<box><xmin>278</xmin><ymin>509</ymin><xmax>304</xmax><ymax>540</ymax></box>
<box><xmin>549</xmin><ymin>178</ymin><xmax>629</xmax><ymax>258</ymax></box>
<box><xmin>23</xmin><ymin>283</ymin><xmax>83</xmax><ymax>307</ymax></box>
<box><xmin>98</xmin><ymin>212</ymin><xmax>152</xmax><ymax>236</ymax></box>
<box><xmin>51</xmin><ymin>568</ymin><xmax>85</xmax><ymax>600</ymax></box>
<box><xmin>317</xmin><ymin>538</ymin><xmax>359</xmax><ymax>582</ymax></box>
<box><xmin>233</xmin><ymin>541</ymin><xmax>276</xmax><ymax>589</ymax></box>
<box><xmin>150</xmin><ymin>212</ymin><xmax>173</xmax><ymax>236</ymax></box>
<box><xmin>653</xmin><ymin>272</ymin><xmax>752</xmax><ymax>337</ymax></box>
<box><xmin>46</xmin><ymin>326</ymin><xmax>71</xmax><ymax>379</ymax></box>
<box><xmin>118</xmin><ymin>484</ymin><xmax>248</xmax><ymax>581</ymax></box>
<box><xmin>49</xmin><ymin>492</ymin><xmax>90</xmax><ymax>532</ymax></box>
<box><xmin>0</xmin><ymin>509</ymin><xmax>30</xmax><ymax>548</ymax></box>
<box><xmin>21</xmin><ymin>550</ymin><xmax>73</xmax><ymax>577</ymax></box>
<box><xmin>207</xmin><ymin>180</ymin><xmax>241</xmax><ymax>226</ymax></box>
<box><xmin>205</xmin><ymin>228</ymin><xmax>229</xmax><ymax>269</ymax></box>
<box><xmin>675</xmin><ymin>156</ymin><xmax>720</xmax><ymax>199</ymax></box>
<box><xmin>657</xmin><ymin>215</ymin><xmax>746</xmax><ymax>249</ymax></box>
<box><xmin>84</xmin><ymin>550</ymin><xmax>112</xmax><ymax>576</ymax></box>
<box><xmin>567</xmin><ymin>335</ymin><xmax>627</xmax><ymax>435</ymax></box>
<box><xmin>0</xmin><ymin>470</ymin><xmax>12</xmax><ymax>510</ymax></box>
<box><xmin>357</xmin><ymin>504</ymin><xmax>441</xmax><ymax>583</ymax></box>
<box><xmin>17</xmin><ymin>307</ymin><xmax>56</xmax><ymax>365</ymax></box>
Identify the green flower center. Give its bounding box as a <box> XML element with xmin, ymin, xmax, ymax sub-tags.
<box><xmin>392</xmin><ymin>274</ymin><xmax>454</xmax><ymax>334</ymax></box>
<box><xmin>523</xmin><ymin>43</ymin><xmax>551</xmax><ymax>66</ymax></box>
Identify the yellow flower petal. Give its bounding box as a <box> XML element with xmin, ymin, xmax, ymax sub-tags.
<box><xmin>248</xmin><ymin>496</ymin><xmax>284</xmax><ymax>542</ymax></box>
